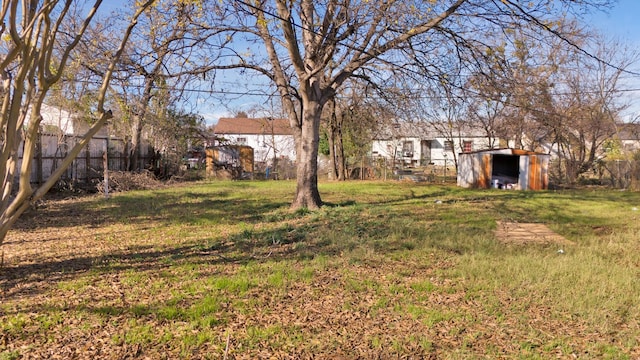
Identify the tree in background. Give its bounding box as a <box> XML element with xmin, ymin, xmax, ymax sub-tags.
<box><xmin>322</xmin><ymin>97</ymin><xmax>346</xmax><ymax>181</ymax></box>
<box><xmin>0</xmin><ymin>0</ymin><xmax>153</xmax><ymax>244</ymax></box>
<box><xmin>322</xmin><ymin>83</ymin><xmax>381</xmax><ymax>181</ymax></box>
<box><xmin>148</xmin><ymin>107</ymin><xmax>211</xmax><ymax>177</ymax></box>
<box><xmin>548</xmin><ymin>34</ymin><xmax>637</xmax><ymax>184</ymax></box>
<box><xmin>465</xmin><ymin>71</ymin><xmax>512</xmax><ymax>149</ymax></box>
<box><xmin>75</xmin><ymin>0</ymin><xmax>224</xmax><ymax>171</ymax></box>
<box><xmin>419</xmin><ymin>68</ymin><xmax>471</xmax><ymax>171</ymax></box>
<box><xmin>442</xmin><ymin>13</ymin><xmax>636</xmax><ymax>185</ymax></box>
<box><xmin>212</xmin><ymin>0</ymin><xmax>614</xmax><ymax>209</ymax></box>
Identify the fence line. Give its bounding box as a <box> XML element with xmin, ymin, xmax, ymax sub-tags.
<box><xmin>17</xmin><ymin>132</ymin><xmax>153</xmax><ymax>186</ymax></box>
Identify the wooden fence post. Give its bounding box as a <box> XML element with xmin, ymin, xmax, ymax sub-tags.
<box><xmin>36</xmin><ymin>132</ymin><xmax>43</xmax><ymax>185</ymax></box>
<box><xmin>103</xmin><ymin>136</ymin><xmax>109</xmax><ymax>199</ymax></box>
<box><xmin>85</xmin><ymin>136</ymin><xmax>91</xmax><ymax>183</ymax></box>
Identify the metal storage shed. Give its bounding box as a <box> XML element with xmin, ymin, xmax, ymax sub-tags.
<box><xmin>457</xmin><ymin>149</ymin><xmax>550</xmax><ymax>190</ymax></box>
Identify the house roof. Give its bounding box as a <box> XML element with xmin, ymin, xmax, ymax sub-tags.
<box><xmin>373</xmin><ymin>121</ymin><xmax>487</xmax><ymax>140</ymax></box>
<box><xmin>214</xmin><ymin>117</ymin><xmax>293</xmax><ymax>136</ymax></box>
<box><xmin>617</xmin><ymin>123</ymin><xmax>640</xmax><ymax>141</ymax></box>
<box><xmin>373</xmin><ymin>121</ymin><xmax>437</xmax><ymax>140</ymax></box>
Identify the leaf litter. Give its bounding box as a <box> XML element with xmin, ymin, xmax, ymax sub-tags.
<box><xmin>1</xmin><ymin>194</ymin><xmax>638</xmax><ymax>359</ymax></box>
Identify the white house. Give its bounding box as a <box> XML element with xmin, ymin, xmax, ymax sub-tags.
<box><xmin>39</xmin><ymin>103</ymin><xmax>78</xmax><ymax>134</ymax></box>
<box><xmin>23</xmin><ymin>103</ymin><xmax>79</xmax><ymax>134</ymax></box>
<box><xmin>618</xmin><ymin>123</ymin><xmax>640</xmax><ymax>152</ymax></box>
<box><xmin>371</xmin><ymin>121</ymin><xmax>497</xmax><ymax>167</ymax></box>
<box><xmin>26</xmin><ymin>103</ymin><xmax>109</xmax><ymax>137</ymax></box>
<box><xmin>213</xmin><ymin>117</ymin><xmax>296</xmax><ymax>164</ymax></box>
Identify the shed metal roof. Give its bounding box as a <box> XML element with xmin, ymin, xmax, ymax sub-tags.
<box><xmin>459</xmin><ymin>148</ymin><xmax>549</xmax><ymax>156</ymax></box>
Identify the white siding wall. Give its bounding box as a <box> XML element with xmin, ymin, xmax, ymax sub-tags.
<box><xmin>372</xmin><ymin>137</ymin><xmax>495</xmax><ymax>166</ymax></box>
<box><xmin>371</xmin><ymin>138</ymin><xmax>403</xmax><ymax>159</ymax></box>
<box><xmin>224</xmin><ymin>134</ymin><xmax>296</xmax><ymax>162</ymax></box>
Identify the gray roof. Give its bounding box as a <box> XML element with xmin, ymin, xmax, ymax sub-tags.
<box><xmin>374</xmin><ymin>121</ymin><xmax>487</xmax><ymax>140</ymax></box>
<box><xmin>617</xmin><ymin>123</ymin><xmax>640</xmax><ymax>140</ymax></box>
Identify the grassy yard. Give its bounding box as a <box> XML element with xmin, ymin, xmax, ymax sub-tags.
<box><xmin>1</xmin><ymin>180</ymin><xmax>639</xmax><ymax>359</ymax></box>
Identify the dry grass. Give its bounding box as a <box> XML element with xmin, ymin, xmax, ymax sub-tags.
<box><xmin>1</xmin><ymin>181</ymin><xmax>640</xmax><ymax>359</ymax></box>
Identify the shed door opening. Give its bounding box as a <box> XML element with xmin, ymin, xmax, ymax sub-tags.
<box><xmin>492</xmin><ymin>154</ymin><xmax>519</xmax><ymax>188</ymax></box>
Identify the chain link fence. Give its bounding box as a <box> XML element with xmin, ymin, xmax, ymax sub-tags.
<box><xmin>319</xmin><ymin>155</ymin><xmax>456</xmax><ymax>182</ymax></box>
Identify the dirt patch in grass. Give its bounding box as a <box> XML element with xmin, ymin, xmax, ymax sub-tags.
<box><xmin>495</xmin><ymin>221</ymin><xmax>576</xmax><ymax>246</ymax></box>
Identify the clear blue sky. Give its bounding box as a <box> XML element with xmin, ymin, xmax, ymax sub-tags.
<box><xmin>589</xmin><ymin>0</ymin><xmax>640</xmax><ymax>43</ymax></box>
<box><xmin>96</xmin><ymin>0</ymin><xmax>640</xmax><ymax>123</ymax></box>
<box><xmin>589</xmin><ymin>0</ymin><xmax>640</xmax><ymax>119</ymax></box>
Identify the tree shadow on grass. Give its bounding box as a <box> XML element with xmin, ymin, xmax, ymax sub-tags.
<box><xmin>0</xmin><ymin>217</ymin><xmax>344</xmax><ymax>302</ymax></box>
<box><xmin>11</xmin><ymin>189</ymin><xmax>290</xmax><ymax>231</ymax></box>
<box><xmin>4</xmin><ymin>184</ymin><xmax>639</xmax><ymax>302</ymax></box>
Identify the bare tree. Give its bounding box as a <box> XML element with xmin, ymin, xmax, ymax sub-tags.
<box><xmin>549</xmin><ymin>35</ymin><xmax>637</xmax><ymax>183</ymax></box>
<box><xmin>209</xmin><ymin>0</ymin><xmax>612</xmax><ymax>209</ymax></box>
<box><xmin>212</xmin><ymin>0</ymin><xmax>477</xmax><ymax>209</ymax></box>
<box><xmin>0</xmin><ymin>0</ymin><xmax>153</xmax><ymax>244</ymax></box>
<box><xmin>419</xmin><ymin>66</ymin><xmax>471</xmax><ymax>171</ymax></box>
<box><xmin>466</xmin><ymin>72</ymin><xmax>511</xmax><ymax>149</ymax></box>
<box><xmin>323</xmin><ymin>97</ymin><xmax>345</xmax><ymax>180</ymax></box>
<box><xmin>323</xmin><ymin>83</ymin><xmax>381</xmax><ymax>181</ymax></box>
<box><xmin>74</xmin><ymin>0</ymin><xmax>225</xmax><ymax>171</ymax></box>
<box><xmin>463</xmin><ymin>17</ymin><xmax>635</xmax><ymax>185</ymax></box>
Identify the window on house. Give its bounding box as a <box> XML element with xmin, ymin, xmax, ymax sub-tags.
<box><xmin>387</xmin><ymin>144</ymin><xmax>396</xmax><ymax>157</ymax></box>
<box><xmin>444</xmin><ymin>140</ymin><xmax>454</xmax><ymax>151</ymax></box>
<box><xmin>402</xmin><ymin>141</ymin><xmax>414</xmax><ymax>157</ymax></box>
<box><xmin>237</xmin><ymin>137</ymin><xmax>247</xmax><ymax>145</ymax></box>
<box><xmin>463</xmin><ymin>140</ymin><xmax>472</xmax><ymax>153</ymax></box>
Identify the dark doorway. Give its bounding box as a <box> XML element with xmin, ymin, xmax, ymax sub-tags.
<box><xmin>420</xmin><ymin>140</ymin><xmax>432</xmax><ymax>165</ymax></box>
<box><xmin>492</xmin><ymin>154</ymin><xmax>519</xmax><ymax>188</ymax></box>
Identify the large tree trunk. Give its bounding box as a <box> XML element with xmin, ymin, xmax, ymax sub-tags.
<box><xmin>291</xmin><ymin>102</ymin><xmax>323</xmax><ymax>210</ymax></box>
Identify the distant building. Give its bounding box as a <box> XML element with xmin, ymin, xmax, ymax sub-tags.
<box><xmin>617</xmin><ymin>123</ymin><xmax>640</xmax><ymax>152</ymax></box>
<box><xmin>213</xmin><ymin>117</ymin><xmax>296</xmax><ymax>163</ymax></box>
<box><xmin>34</xmin><ymin>103</ymin><xmax>108</xmax><ymax>136</ymax></box>
<box><xmin>371</xmin><ymin>121</ymin><xmax>497</xmax><ymax>167</ymax></box>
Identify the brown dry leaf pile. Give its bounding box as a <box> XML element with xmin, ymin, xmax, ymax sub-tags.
<box><xmin>96</xmin><ymin>170</ymin><xmax>166</xmax><ymax>193</ymax></box>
